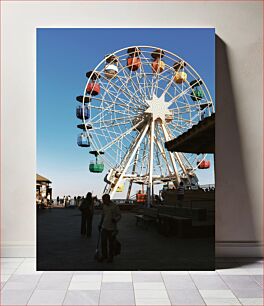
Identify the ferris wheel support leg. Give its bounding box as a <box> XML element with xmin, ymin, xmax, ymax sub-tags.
<box><xmin>154</xmin><ymin>136</ymin><xmax>173</xmax><ymax>176</ymax></box>
<box><xmin>164</xmin><ymin>126</ymin><xmax>192</xmax><ymax>184</ymax></box>
<box><xmin>160</xmin><ymin>123</ymin><xmax>181</xmax><ymax>186</ymax></box>
<box><xmin>126</xmin><ymin>148</ymin><xmax>140</xmax><ymax>201</ymax></box>
<box><xmin>110</xmin><ymin>123</ymin><xmax>150</xmax><ymax>198</ymax></box>
<box><xmin>147</xmin><ymin>119</ymin><xmax>155</xmax><ymax>208</ymax></box>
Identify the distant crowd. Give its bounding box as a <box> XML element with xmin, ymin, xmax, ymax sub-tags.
<box><xmin>55</xmin><ymin>195</ymin><xmax>102</xmax><ymax>208</ymax></box>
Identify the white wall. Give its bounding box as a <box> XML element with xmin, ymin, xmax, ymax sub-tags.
<box><xmin>1</xmin><ymin>1</ymin><xmax>262</xmax><ymax>257</ymax></box>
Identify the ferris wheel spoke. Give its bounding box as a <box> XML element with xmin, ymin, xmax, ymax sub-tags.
<box><xmin>91</xmin><ymin>105</ymin><xmax>138</xmax><ymax>118</ymax></box>
<box><xmin>98</xmin><ymin>118</ymin><xmax>145</xmax><ymax>152</ymax></box>
<box><xmin>97</xmin><ymin>75</ymin><xmax>142</xmax><ymax>111</ymax></box>
<box><xmin>117</xmin><ymin>60</ymin><xmax>148</xmax><ymax>106</ymax></box>
<box><xmin>138</xmin><ymin>52</ymin><xmax>156</xmax><ymax>99</ymax></box>
<box><xmin>97</xmin><ymin>77</ymin><xmax>144</xmax><ymax>111</ymax></box>
<box><xmin>99</xmin><ymin>69</ymin><xmax>144</xmax><ymax>107</ymax></box>
<box><xmin>167</xmin><ymin>83</ymin><xmax>197</xmax><ymax>107</ymax></box>
<box><xmin>92</xmin><ymin>114</ymin><xmax>136</xmax><ymax>126</ymax></box>
<box><xmin>89</xmin><ymin>96</ymin><xmax>141</xmax><ymax>113</ymax></box>
<box><xmin>161</xmin><ymin>72</ymin><xmax>177</xmax><ymax>97</ymax></box>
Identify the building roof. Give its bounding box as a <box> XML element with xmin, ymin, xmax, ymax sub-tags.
<box><xmin>165</xmin><ymin>113</ymin><xmax>215</xmax><ymax>154</ymax></box>
<box><xmin>36</xmin><ymin>174</ymin><xmax>52</xmax><ymax>184</ymax></box>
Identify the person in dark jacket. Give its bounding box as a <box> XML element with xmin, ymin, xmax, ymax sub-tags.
<box><xmin>98</xmin><ymin>194</ymin><xmax>121</xmax><ymax>263</ymax></box>
<box><xmin>80</xmin><ymin>192</ymin><xmax>94</xmax><ymax>237</ymax></box>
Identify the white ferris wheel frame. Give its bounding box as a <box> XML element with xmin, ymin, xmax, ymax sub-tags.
<box><xmin>80</xmin><ymin>45</ymin><xmax>215</xmax><ymax>201</ymax></box>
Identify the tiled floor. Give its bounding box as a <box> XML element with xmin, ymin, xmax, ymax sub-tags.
<box><xmin>0</xmin><ymin>258</ymin><xmax>263</xmax><ymax>305</ymax></box>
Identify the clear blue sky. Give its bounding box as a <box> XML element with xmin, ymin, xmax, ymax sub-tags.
<box><xmin>37</xmin><ymin>28</ymin><xmax>215</xmax><ymax>198</ymax></box>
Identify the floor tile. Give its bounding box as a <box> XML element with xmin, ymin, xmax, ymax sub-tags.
<box><xmin>245</xmin><ymin>268</ymin><xmax>263</xmax><ymax>275</ymax></box>
<box><xmin>102</xmin><ymin>272</ymin><xmax>132</xmax><ymax>282</ymax></box>
<box><xmin>8</xmin><ymin>274</ymin><xmax>41</xmax><ymax>283</ymax></box>
<box><xmin>1</xmin><ymin>275</ymin><xmax>11</xmax><ymax>282</ymax></box>
<box><xmin>73</xmin><ymin>271</ymin><xmax>103</xmax><ymax>274</ymax></box>
<box><xmin>191</xmin><ymin>275</ymin><xmax>229</xmax><ymax>290</ymax></box>
<box><xmin>135</xmin><ymin>289</ymin><xmax>169</xmax><ymax>299</ymax></box>
<box><xmin>190</xmin><ymin>270</ymin><xmax>217</xmax><ymax>275</ymax></box>
<box><xmin>71</xmin><ymin>274</ymin><xmax>101</xmax><ymax>282</ymax></box>
<box><xmin>134</xmin><ymin>282</ymin><xmax>166</xmax><ymax>290</ymax></box>
<box><xmin>239</xmin><ymin>298</ymin><xmax>264</xmax><ymax>305</ymax></box>
<box><xmin>68</xmin><ymin>281</ymin><xmax>101</xmax><ymax>290</ymax></box>
<box><xmin>3</xmin><ymin>280</ymin><xmax>38</xmax><ymax>291</ymax></box>
<box><xmin>231</xmin><ymin>287</ymin><xmax>263</xmax><ymax>298</ymax></box>
<box><xmin>132</xmin><ymin>271</ymin><xmax>162</xmax><ymax>282</ymax></box>
<box><xmin>0</xmin><ymin>258</ymin><xmax>25</xmax><ymax>263</ymax></box>
<box><xmin>27</xmin><ymin>289</ymin><xmax>66</xmax><ymax>305</ymax></box>
<box><xmin>1</xmin><ymin>288</ymin><xmax>33</xmax><ymax>305</ymax></box>
<box><xmin>1</xmin><ymin>262</ymin><xmax>22</xmax><ymax>269</ymax></box>
<box><xmin>221</xmin><ymin>275</ymin><xmax>261</xmax><ymax>290</ymax></box>
<box><xmin>101</xmin><ymin>281</ymin><xmax>133</xmax><ymax>290</ymax></box>
<box><xmin>163</xmin><ymin>274</ymin><xmax>196</xmax><ymax>289</ymax></box>
<box><xmin>99</xmin><ymin>289</ymin><xmax>135</xmax><ymax>305</ymax></box>
<box><xmin>135</xmin><ymin>289</ymin><xmax>168</xmax><ymax>300</ymax></box>
<box><xmin>203</xmin><ymin>297</ymin><xmax>241</xmax><ymax>305</ymax></box>
<box><xmin>37</xmin><ymin>273</ymin><xmax>72</xmax><ymax>290</ymax></box>
<box><xmin>1</xmin><ymin>281</ymin><xmax>5</xmax><ymax>289</ymax></box>
<box><xmin>63</xmin><ymin>290</ymin><xmax>100</xmax><ymax>305</ymax></box>
<box><xmin>252</xmin><ymin>275</ymin><xmax>264</xmax><ymax>287</ymax></box>
<box><xmin>217</xmin><ymin>268</ymin><xmax>249</xmax><ymax>275</ymax></box>
<box><xmin>14</xmin><ymin>263</ymin><xmax>43</xmax><ymax>275</ymax></box>
<box><xmin>162</xmin><ymin>270</ymin><xmax>189</xmax><ymax>275</ymax></box>
<box><xmin>167</xmin><ymin>289</ymin><xmax>205</xmax><ymax>305</ymax></box>
<box><xmin>135</xmin><ymin>298</ymin><xmax>171</xmax><ymax>305</ymax></box>
<box><xmin>199</xmin><ymin>289</ymin><xmax>237</xmax><ymax>298</ymax></box>
<box><xmin>1</xmin><ymin>267</ymin><xmax>18</xmax><ymax>274</ymax></box>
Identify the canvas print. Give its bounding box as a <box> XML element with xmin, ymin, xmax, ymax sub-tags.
<box><xmin>37</xmin><ymin>28</ymin><xmax>215</xmax><ymax>271</ymax></box>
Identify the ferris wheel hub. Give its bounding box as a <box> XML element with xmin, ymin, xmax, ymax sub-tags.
<box><xmin>145</xmin><ymin>94</ymin><xmax>172</xmax><ymax>122</ymax></box>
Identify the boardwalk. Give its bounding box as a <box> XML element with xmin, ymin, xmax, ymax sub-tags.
<box><xmin>37</xmin><ymin>208</ymin><xmax>214</xmax><ymax>271</ymax></box>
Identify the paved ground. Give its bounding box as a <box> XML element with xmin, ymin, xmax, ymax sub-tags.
<box><xmin>1</xmin><ymin>257</ymin><xmax>263</xmax><ymax>305</ymax></box>
<box><xmin>37</xmin><ymin>208</ymin><xmax>214</xmax><ymax>271</ymax></box>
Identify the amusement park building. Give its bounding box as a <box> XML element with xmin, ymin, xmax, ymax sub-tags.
<box><xmin>36</xmin><ymin>174</ymin><xmax>52</xmax><ymax>202</ymax></box>
<box><xmin>165</xmin><ymin>113</ymin><xmax>215</xmax><ymax>154</ymax></box>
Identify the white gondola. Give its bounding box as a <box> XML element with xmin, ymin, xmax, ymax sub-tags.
<box><xmin>104</xmin><ymin>64</ymin><xmax>118</xmax><ymax>79</ymax></box>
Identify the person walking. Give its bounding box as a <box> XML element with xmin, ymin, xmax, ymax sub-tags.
<box><xmin>80</xmin><ymin>192</ymin><xmax>94</xmax><ymax>237</ymax></box>
<box><xmin>98</xmin><ymin>194</ymin><xmax>121</xmax><ymax>263</ymax></box>
<box><xmin>177</xmin><ymin>181</ymin><xmax>185</xmax><ymax>207</ymax></box>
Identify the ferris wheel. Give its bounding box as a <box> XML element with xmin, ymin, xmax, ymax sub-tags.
<box><xmin>76</xmin><ymin>46</ymin><xmax>214</xmax><ymax>202</ymax></box>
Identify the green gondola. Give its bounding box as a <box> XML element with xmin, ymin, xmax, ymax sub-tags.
<box><xmin>89</xmin><ymin>162</ymin><xmax>104</xmax><ymax>173</ymax></box>
<box><xmin>190</xmin><ymin>88</ymin><xmax>204</xmax><ymax>101</ymax></box>
<box><xmin>89</xmin><ymin>151</ymin><xmax>104</xmax><ymax>173</ymax></box>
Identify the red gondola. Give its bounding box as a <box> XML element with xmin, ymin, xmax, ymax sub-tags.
<box><xmin>127</xmin><ymin>57</ymin><xmax>141</xmax><ymax>71</ymax></box>
<box><xmin>197</xmin><ymin>160</ymin><xmax>210</xmax><ymax>169</ymax></box>
<box><xmin>86</xmin><ymin>82</ymin><xmax>100</xmax><ymax>96</ymax></box>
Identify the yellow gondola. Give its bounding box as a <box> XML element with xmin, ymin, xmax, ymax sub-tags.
<box><xmin>174</xmin><ymin>71</ymin><xmax>187</xmax><ymax>84</ymax></box>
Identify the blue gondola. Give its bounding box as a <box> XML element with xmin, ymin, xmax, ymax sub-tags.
<box><xmin>76</xmin><ymin>105</ymin><xmax>90</xmax><ymax>120</ymax></box>
<box><xmin>77</xmin><ymin>133</ymin><xmax>90</xmax><ymax>147</ymax></box>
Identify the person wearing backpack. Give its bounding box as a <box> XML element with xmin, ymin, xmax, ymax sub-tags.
<box><xmin>80</xmin><ymin>192</ymin><xmax>94</xmax><ymax>237</ymax></box>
